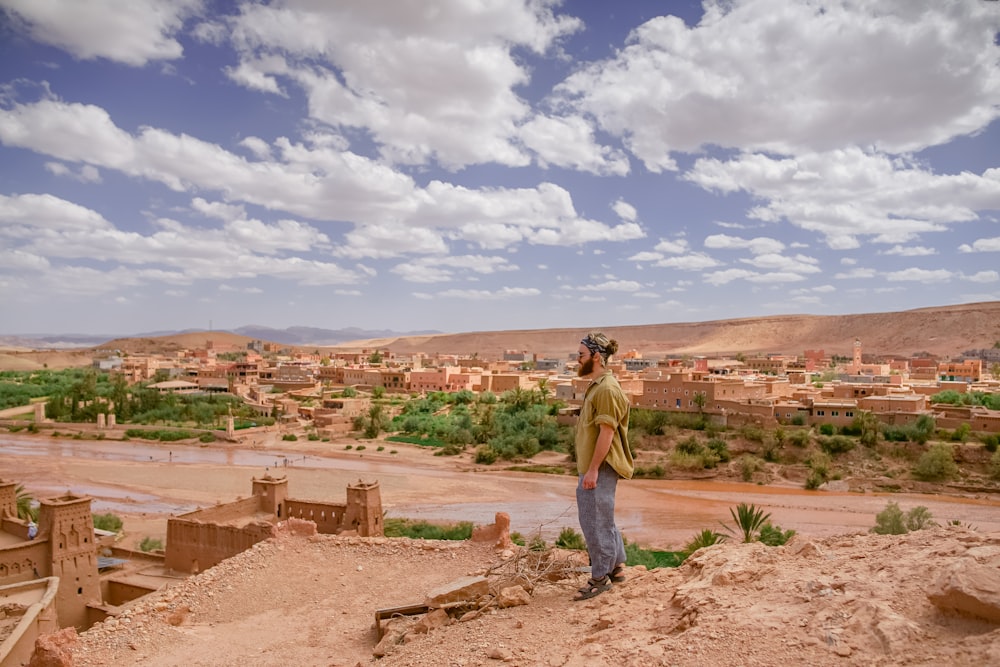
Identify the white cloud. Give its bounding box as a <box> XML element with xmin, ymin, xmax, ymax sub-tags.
<box><xmin>884</xmin><ymin>268</ymin><xmax>954</xmax><ymax>283</ymax></box>
<box><xmin>519</xmin><ymin>114</ymin><xmax>630</xmax><ymax>175</ymax></box>
<box><xmin>391</xmin><ymin>255</ymin><xmax>518</xmax><ymax>283</ymax></box>
<box><xmin>834</xmin><ymin>268</ymin><xmax>877</xmax><ymax>279</ymax></box>
<box><xmin>656</xmin><ymin>253</ymin><xmax>720</xmax><ymax>270</ymax></box>
<box><xmin>882</xmin><ymin>245</ymin><xmax>937</xmax><ymax>256</ymax></box>
<box><xmin>687</xmin><ymin>148</ymin><xmax>1000</xmax><ymax>249</ymax></box>
<box><xmin>570</xmin><ymin>280</ymin><xmax>643</xmax><ymax>293</ymax></box>
<box><xmin>959</xmin><ymin>237</ymin><xmax>1000</xmax><ymax>253</ymax></box>
<box><xmin>554</xmin><ymin>0</ymin><xmax>1000</xmax><ymax>170</ymax></box>
<box><xmin>704</xmin><ymin>234</ymin><xmax>784</xmax><ymax>255</ymax></box>
<box><xmin>964</xmin><ymin>271</ymin><xmax>999</xmax><ymax>284</ymax></box>
<box><xmin>0</xmin><ymin>0</ymin><xmax>200</xmax><ymax>66</ymax></box>
<box><xmin>612</xmin><ymin>199</ymin><xmax>637</xmax><ymax>222</ymax></box>
<box><xmin>222</xmin><ymin>0</ymin><xmax>582</xmax><ymax>170</ymax></box>
<box><xmin>628</xmin><ymin>251</ymin><xmax>663</xmax><ymax>261</ymax></box>
<box><xmin>420</xmin><ymin>287</ymin><xmax>541</xmax><ymax>300</ymax></box>
<box><xmin>740</xmin><ymin>253</ymin><xmax>821</xmax><ymax>274</ymax></box>
<box><xmin>44</xmin><ymin>161</ymin><xmax>101</xmax><ymax>182</ymax></box>
<box><xmin>653</xmin><ymin>238</ymin><xmax>689</xmax><ymax>254</ymax></box>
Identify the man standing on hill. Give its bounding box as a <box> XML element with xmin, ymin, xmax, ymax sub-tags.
<box><xmin>573</xmin><ymin>332</ymin><xmax>634</xmax><ymax>601</ymax></box>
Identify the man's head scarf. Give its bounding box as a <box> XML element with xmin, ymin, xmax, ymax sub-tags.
<box><xmin>581</xmin><ymin>332</ymin><xmax>612</xmax><ymax>362</ymax></box>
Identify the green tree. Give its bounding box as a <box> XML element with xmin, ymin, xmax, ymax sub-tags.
<box><xmin>368</xmin><ymin>350</ymin><xmax>383</xmax><ymax>364</ymax></box>
<box><xmin>913</xmin><ymin>443</ymin><xmax>959</xmax><ymax>481</ymax></box>
<box><xmin>855</xmin><ymin>410</ymin><xmax>880</xmax><ymax>447</ymax></box>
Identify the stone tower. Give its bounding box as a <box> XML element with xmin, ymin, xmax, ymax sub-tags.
<box><xmin>0</xmin><ymin>480</ymin><xmax>16</xmax><ymax>518</ymax></box>
<box><xmin>853</xmin><ymin>338</ymin><xmax>862</xmax><ymax>372</ymax></box>
<box><xmin>344</xmin><ymin>480</ymin><xmax>383</xmax><ymax>537</ymax></box>
<box><xmin>37</xmin><ymin>494</ymin><xmax>101</xmax><ymax>629</ymax></box>
<box><xmin>252</xmin><ymin>475</ymin><xmax>289</xmax><ymax>519</ymax></box>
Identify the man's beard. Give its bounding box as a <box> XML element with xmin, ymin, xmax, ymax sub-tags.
<box><xmin>577</xmin><ymin>357</ymin><xmax>595</xmax><ymax>377</ymax></box>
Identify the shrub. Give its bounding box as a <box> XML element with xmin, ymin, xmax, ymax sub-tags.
<box><xmin>981</xmin><ymin>434</ymin><xmax>999</xmax><ymax>453</ymax></box>
<box><xmin>905</xmin><ymin>506</ymin><xmax>936</xmax><ymax>531</ymax></box>
<box><xmin>554</xmin><ymin>527</ymin><xmax>586</xmax><ymax>550</ymax></box>
<box><xmin>633</xmin><ymin>463</ymin><xmax>666</xmax><ymax>478</ymax></box>
<box><xmin>871</xmin><ymin>502</ymin><xmax>935</xmax><ymax>535</ymax></box>
<box><xmin>757</xmin><ymin>522</ymin><xmax>795</xmax><ymax>546</ymax></box>
<box><xmin>92</xmin><ymin>512</ymin><xmax>123</xmax><ymax>532</ymax></box>
<box><xmin>786</xmin><ymin>429</ymin><xmax>811</xmax><ymax>447</ymax></box>
<box><xmin>307</xmin><ymin>433</ymin><xmax>320</xmax><ymax>441</ymax></box>
<box><xmin>377</xmin><ymin>445</ymin><xmax>385</xmax><ymax>452</ymax></box>
<box><xmin>738</xmin><ymin>454</ymin><xmax>764</xmax><ymax>482</ymax></box>
<box><xmin>818</xmin><ymin>423</ymin><xmax>835</xmax><ymax>436</ymax></box>
<box><xmin>139</xmin><ymin>537</ymin><xmax>163</xmax><ymax>552</ymax></box>
<box><xmin>383</xmin><ymin>519</ymin><xmax>473</xmax><ymax>541</ymax></box>
<box><xmin>510</xmin><ymin>531</ymin><xmax>525</xmax><ymax>546</ymax></box>
<box><xmin>707</xmin><ymin>438</ymin><xmax>730</xmax><ymax>462</ymax></box>
<box><xmin>528</xmin><ymin>534</ymin><xmax>547</xmax><ymax>551</ymax></box>
<box><xmin>199</xmin><ymin>433</ymin><xmax>215</xmax><ymax>443</ymax></box>
<box><xmin>356</xmin><ymin>445</ymin><xmax>366</xmax><ymax>451</ymax></box>
<box><xmin>675</xmin><ymin>436</ymin><xmax>702</xmax><ymax>455</ymax></box>
<box><xmin>624</xmin><ymin>539</ymin><xmax>685</xmax><ymax>569</ymax></box>
<box><xmin>991</xmin><ymin>450</ymin><xmax>1000</xmax><ymax>480</ymax></box>
<box><xmin>344</xmin><ymin>444</ymin><xmax>353</xmax><ymax>450</ymax></box>
<box><xmin>681</xmin><ymin>529</ymin><xmax>726</xmax><ymax>558</ymax></box>
<box><xmin>872</xmin><ymin>501</ymin><xmax>906</xmax><ymax>534</ymax></box>
<box><xmin>819</xmin><ymin>435</ymin><xmax>855</xmax><ymax>455</ymax></box>
<box><xmin>474</xmin><ymin>445</ymin><xmax>497</xmax><ymax>464</ymax></box>
<box><xmin>913</xmin><ymin>443</ymin><xmax>959</xmax><ymax>482</ymax></box>
<box><xmin>281</xmin><ymin>434</ymin><xmax>298</xmax><ymax>441</ymax></box>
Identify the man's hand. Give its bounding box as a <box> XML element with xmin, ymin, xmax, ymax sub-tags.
<box><xmin>582</xmin><ymin>468</ymin><xmax>599</xmax><ymax>489</ymax></box>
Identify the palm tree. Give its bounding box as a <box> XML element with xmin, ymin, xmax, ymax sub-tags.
<box><xmin>15</xmin><ymin>484</ymin><xmax>38</xmax><ymax>522</ymax></box>
<box><xmin>725</xmin><ymin>503</ymin><xmax>771</xmax><ymax>543</ymax></box>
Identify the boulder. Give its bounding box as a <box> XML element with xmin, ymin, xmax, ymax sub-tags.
<box><xmin>926</xmin><ymin>558</ymin><xmax>1000</xmax><ymax>623</ymax></box>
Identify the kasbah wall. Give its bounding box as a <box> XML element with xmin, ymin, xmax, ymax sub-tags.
<box><xmin>165</xmin><ymin>475</ymin><xmax>383</xmax><ymax>574</ymax></box>
<box><xmin>1</xmin><ymin>475</ymin><xmax>382</xmax><ymax>636</ymax></box>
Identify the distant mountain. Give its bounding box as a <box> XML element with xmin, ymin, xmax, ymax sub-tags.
<box><xmin>0</xmin><ymin>325</ymin><xmax>440</xmax><ymax>350</ymax></box>
<box><xmin>232</xmin><ymin>325</ymin><xmax>441</xmax><ymax>346</ymax></box>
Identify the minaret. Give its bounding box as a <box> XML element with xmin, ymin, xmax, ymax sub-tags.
<box><xmin>853</xmin><ymin>338</ymin><xmax>862</xmax><ymax>373</ymax></box>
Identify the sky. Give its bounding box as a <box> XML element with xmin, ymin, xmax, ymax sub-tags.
<box><xmin>1</xmin><ymin>0</ymin><xmax>999</xmax><ymax>337</ymax></box>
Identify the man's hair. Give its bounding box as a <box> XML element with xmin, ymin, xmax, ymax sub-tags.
<box><xmin>581</xmin><ymin>332</ymin><xmax>619</xmax><ymax>362</ymax></box>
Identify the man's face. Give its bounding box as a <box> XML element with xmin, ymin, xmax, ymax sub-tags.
<box><xmin>577</xmin><ymin>346</ymin><xmax>595</xmax><ymax>377</ymax></box>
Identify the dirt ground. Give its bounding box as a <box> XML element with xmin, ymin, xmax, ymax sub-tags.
<box><xmin>63</xmin><ymin>526</ymin><xmax>1000</xmax><ymax>667</ymax></box>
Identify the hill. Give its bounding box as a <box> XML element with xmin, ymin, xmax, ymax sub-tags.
<box><xmin>331</xmin><ymin>301</ymin><xmax>1000</xmax><ymax>359</ymax></box>
<box><xmin>3</xmin><ymin>301</ymin><xmax>998</xmax><ymax>370</ymax></box>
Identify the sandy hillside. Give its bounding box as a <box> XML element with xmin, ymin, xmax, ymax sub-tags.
<box><xmin>330</xmin><ymin>301</ymin><xmax>1000</xmax><ymax>359</ymax></box>
<box><xmin>4</xmin><ymin>302</ymin><xmax>998</xmax><ymax>371</ymax></box>
<box><xmin>62</xmin><ymin>525</ymin><xmax>1000</xmax><ymax>667</ymax></box>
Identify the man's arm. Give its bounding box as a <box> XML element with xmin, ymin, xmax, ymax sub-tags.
<box><xmin>581</xmin><ymin>423</ymin><xmax>614</xmax><ymax>490</ymax></box>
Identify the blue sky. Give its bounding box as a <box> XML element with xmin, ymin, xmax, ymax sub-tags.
<box><xmin>1</xmin><ymin>0</ymin><xmax>998</xmax><ymax>337</ymax></box>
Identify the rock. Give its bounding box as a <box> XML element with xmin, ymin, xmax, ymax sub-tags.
<box><xmin>412</xmin><ymin>608</ymin><xmax>450</xmax><ymax>634</ymax></box>
<box><xmin>496</xmin><ymin>585</ymin><xmax>531</xmax><ymax>608</ymax></box>
<box><xmin>29</xmin><ymin>627</ymin><xmax>78</xmax><ymax>667</ymax></box>
<box><xmin>471</xmin><ymin>512</ymin><xmax>514</xmax><ymax>550</ymax></box>
<box><xmin>927</xmin><ymin>558</ymin><xmax>1000</xmax><ymax>623</ymax></box>
<box><xmin>425</xmin><ymin>576</ymin><xmax>490</xmax><ymax>607</ymax></box>
<box><xmin>486</xmin><ymin>646</ymin><xmax>513</xmax><ymax>661</ymax></box>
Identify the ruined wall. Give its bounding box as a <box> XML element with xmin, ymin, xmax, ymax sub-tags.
<box><xmin>102</xmin><ymin>579</ymin><xmax>159</xmax><ymax>607</ymax></box>
<box><xmin>179</xmin><ymin>497</ymin><xmax>261</xmax><ymax>523</ymax></box>
<box><xmin>165</xmin><ymin>519</ymin><xmax>275</xmax><ymax>574</ymax></box>
<box><xmin>284</xmin><ymin>500</ymin><xmax>346</xmax><ymax>534</ymax></box>
<box><xmin>0</xmin><ymin>541</ymin><xmax>48</xmax><ymax>585</ymax></box>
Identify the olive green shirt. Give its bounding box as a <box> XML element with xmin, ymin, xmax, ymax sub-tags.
<box><xmin>575</xmin><ymin>371</ymin><xmax>634</xmax><ymax>479</ymax></box>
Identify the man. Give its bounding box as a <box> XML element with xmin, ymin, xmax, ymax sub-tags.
<box><xmin>573</xmin><ymin>332</ymin><xmax>634</xmax><ymax>601</ymax></box>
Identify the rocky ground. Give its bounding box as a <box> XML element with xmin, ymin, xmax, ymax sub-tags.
<box><xmin>31</xmin><ymin>523</ymin><xmax>999</xmax><ymax>667</ymax></box>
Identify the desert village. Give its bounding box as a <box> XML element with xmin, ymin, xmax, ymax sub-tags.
<box><xmin>2</xmin><ymin>335</ymin><xmax>1000</xmax><ymax>664</ymax></box>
